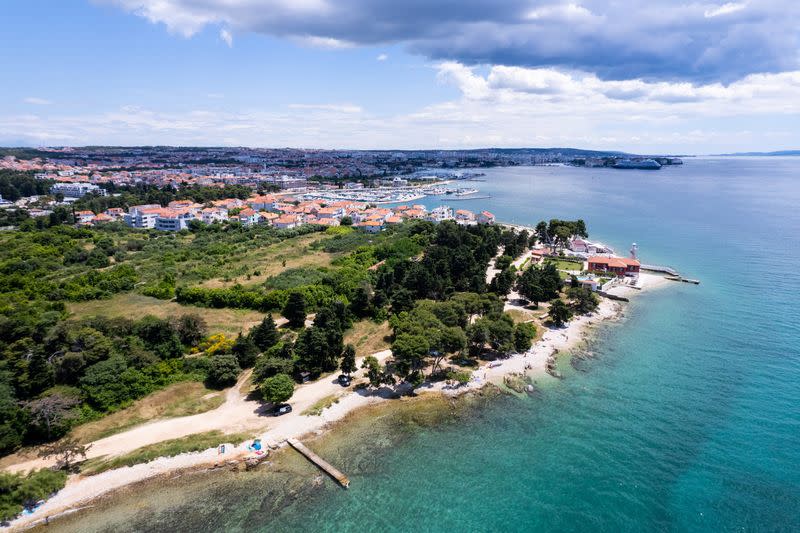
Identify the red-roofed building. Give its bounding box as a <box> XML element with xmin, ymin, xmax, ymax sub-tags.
<box><xmin>237</xmin><ymin>207</ymin><xmax>260</xmax><ymax>226</ymax></box>
<box><xmin>588</xmin><ymin>256</ymin><xmax>640</xmax><ymax>277</ymax></box>
<box><xmin>91</xmin><ymin>213</ymin><xmax>113</xmax><ymax>225</ymax></box>
<box><xmin>477</xmin><ymin>211</ymin><xmax>495</xmax><ymax>224</ymax></box>
<box><xmin>75</xmin><ymin>210</ymin><xmax>95</xmax><ymax>225</ymax></box>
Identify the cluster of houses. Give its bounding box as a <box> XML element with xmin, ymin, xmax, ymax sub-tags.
<box><xmin>75</xmin><ymin>194</ymin><xmax>496</xmax><ymax>232</ymax></box>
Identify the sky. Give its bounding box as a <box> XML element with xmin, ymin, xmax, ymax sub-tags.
<box><xmin>1</xmin><ymin>0</ymin><xmax>799</xmax><ymax>153</ymax></box>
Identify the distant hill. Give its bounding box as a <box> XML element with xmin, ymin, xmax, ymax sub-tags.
<box><xmin>715</xmin><ymin>150</ymin><xmax>800</xmax><ymax>156</ymax></box>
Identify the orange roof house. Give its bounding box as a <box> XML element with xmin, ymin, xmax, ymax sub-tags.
<box><xmin>587</xmin><ymin>256</ymin><xmax>640</xmax><ymax>277</ymax></box>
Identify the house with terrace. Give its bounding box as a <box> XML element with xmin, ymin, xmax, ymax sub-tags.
<box><xmin>588</xmin><ymin>256</ymin><xmax>640</xmax><ymax>277</ymax></box>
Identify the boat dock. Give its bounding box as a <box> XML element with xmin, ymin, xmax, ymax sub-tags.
<box><xmin>287</xmin><ymin>438</ymin><xmax>350</xmax><ymax>488</ymax></box>
<box><xmin>642</xmin><ymin>264</ymin><xmax>700</xmax><ymax>284</ymax></box>
<box><xmin>641</xmin><ymin>264</ymin><xmax>679</xmax><ymax>276</ymax></box>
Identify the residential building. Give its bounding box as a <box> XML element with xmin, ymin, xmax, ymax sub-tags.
<box><xmin>124</xmin><ymin>205</ymin><xmax>162</xmax><ymax>228</ymax></box>
<box><xmin>237</xmin><ymin>207</ymin><xmax>260</xmax><ymax>226</ymax></box>
<box><xmin>455</xmin><ymin>209</ymin><xmax>476</xmax><ymax>224</ymax></box>
<box><xmin>154</xmin><ymin>210</ymin><xmax>197</xmax><ymax>231</ymax></box>
<box><xmin>273</xmin><ymin>214</ymin><xmax>299</xmax><ymax>229</ymax></box>
<box><xmin>477</xmin><ymin>211</ymin><xmax>495</xmax><ymax>224</ymax></box>
<box><xmin>428</xmin><ymin>205</ymin><xmax>454</xmax><ymax>222</ymax></box>
<box><xmin>200</xmin><ymin>207</ymin><xmax>228</xmax><ymax>224</ymax></box>
<box><xmin>51</xmin><ymin>182</ymin><xmax>106</xmax><ymax>198</ymax></box>
<box><xmin>75</xmin><ymin>210</ymin><xmax>95</xmax><ymax>225</ymax></box>
<box><xmin>588</xmin><ymin>256</ymin><xmax>640</xmax><ymax>277</ymax></box>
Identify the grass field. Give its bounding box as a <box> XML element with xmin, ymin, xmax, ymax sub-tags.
<box><xmin>80</xmin><ymin>430</ymin><xmax>252</xmax><ymax>475</ymax></box>
<box><xmin>546</xmin><ymin>258</ymin><xmax>585</xmax><ymax>271</ymax></box>
<box><xmin>70</xmin><ymin>382</ymin><xmax>225</xmax><ymax>444</ymax></box>
<box><xmin>68</xmin><ymin>294</ymin><xmax>268</xmax><ymax>337</ymax></box>
<box><xmin>198</xmin><ymin>233</ymin><xmax>337</xmax><ymax>289</ymax></box>
<box><xmin>344</xmin><ymin>320</ymin><xmax>392</xmax><ymax>357</ymax></box>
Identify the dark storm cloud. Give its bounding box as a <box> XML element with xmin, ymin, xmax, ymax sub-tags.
<box><xmin>109</xmin><ymin>0</ymin><xmax>800</xmax><ymax>82</ymax></box>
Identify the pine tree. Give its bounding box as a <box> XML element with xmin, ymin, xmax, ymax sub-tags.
<box><xmin>251</xmin><ymin>315</ymin><xmax>279</xmax><ymax>351</ymax></box>
<box><xmin>340</xmin><ymin>344</ymin><xmax>357</xmax><ymax>375</ymax></box>
<box><xmin>282</xmin><ymin>292</ymin><xmax>307</xmax><ymax>329</ymax></box>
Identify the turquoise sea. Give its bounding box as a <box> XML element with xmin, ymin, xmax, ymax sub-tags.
<box><xmin>52</xmin><ymin>158</ymin><xmax>800</xmax><ymax>532</ymax></box>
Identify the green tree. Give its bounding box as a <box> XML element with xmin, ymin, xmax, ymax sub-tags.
<box><xmin>80</xmin><ymin>356</ymin><xmax>132</xmax><ymax>411</ymax></box>
<box><xmin>231</xmin><ymin>333</ymin><xmax>259</xmax><ymax>368</ymax></box>
<box><xmin>250</xmin><ymin>315</ymin><xmax>280</xmax><ymax>351</ymax></box>
<box><xmin>568</xmin><ymin>286</ymin><xmax>599</xmax><ymax>314</ymax></box>
<box><xmin>431</xmin><ymin>326</ymin><xmax>466</xmax><ymax>375</ymax></box>
<box><xmin>390</xmin><ymin>287</ymin><xmax>415</xmax><ymax>314</ymax></box>
<box><xmin>282</xmin><ymin>292</ymin><xmax>307</xmax><ymax>329</ymax></box>
<box><xmin>549</xmin><ymin>299</ymin><xmax>573</xmax><ymax>327</ymax></box>
<box><xmin>207</xmin><ymin>354</ymin><xmax>241</xmax><ymax>388</ymax></box>
<box><xmin>0</xmin><ymin>377</ymin><xmax>27</xmax><ymax>454</ymax></box>
<box><xmin>349</xmin><ymin>284</ymin><xmax>374</xmax><ymax>318</ymax></box>
<box><xmin>174</xmin><ymin>314</ymin><xmax>208</xmax><ymax>347</ymax></box>
<box><xmin>340</xmin><ymin>344</ymin><xmax>357</xmax><ymax>375</ymax></box>
<box><xmin>86</xmin><ymin>248</ymin><xmax>110</xmax><ymax>268</ymax></box>
<box><xmin>490</xmin><ymin>267</ymin><xmax>516</xmax><ymax>297</ymax></box>
<box><xmin>0</xmin><ymin>469</ymin><xmax>67</xmax><ymax>521</ymax></box>
<box><xmin>260</xmin><ymin>373</ymin><xmax>294</xmax><ymax>404</ymax></box>
<box><xmin>495</xmin><ymin>255</ymin><xmax>513</xmax><ymax>271</ymax></box>
<box><xmin>361</xmin><ymin>355</ymin><xmax>394</xmax><ymax>388</ymax></box>
<box><xmin>294</xmin><ymin>325</ymin><xmax>342</xmax><ymax>376</ymax></box>
<box><xmin>391</xmin><ymin>333</ymin><xmax>430</xmax><ymax>379</ymax></box>
<box><xmin>488</xmin><ymin>315</ymin><xmax>515</xmax><ymax>352</ymax></box>
<box><xmin>513</xmin><ymin>322</ymin><xmax>537</xmax><ymax>352</ymax></box>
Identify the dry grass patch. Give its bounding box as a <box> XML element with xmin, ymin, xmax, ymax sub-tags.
<box><xmin>301</xmin><ymin>393</ymin><xmax>341</xmax><ymax>416</ymax></box>
<box><xmin>506</xmin><ymin>308</ymin><xmax>535</xmax><ymax>324</ymax></box>
<box><xmin>68</xmin><ymin>294</ymin><xmax>267</xmax><ymax>337</ymax></box>
<box><xmin>70</xmin><ymin>382</ymin><xmax>225</xmax><ymax>444</ymax></box>
<box><xmin>198</xmin><ymin>233</ymin><xmax>337</xmax><ymax>288</ymax></box>
<box><xmin>344</xmin><ymin>320</ymin><xmax>392</xmax><ymax>357</ymax></box>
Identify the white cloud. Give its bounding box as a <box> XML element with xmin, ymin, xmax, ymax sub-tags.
<box><xmin>525</xmin><ymin>3</ymin><xmax>600</xmax><ymax>22</ymax></box>
<box><xmin>220</xmin><ymin>28</ymin><xmax>233</xmax><ymax>47</ymax></box>
<box><xmin>704</xmin><ymin>2</ymin><xmax>747</xmax><ymax>18</ymax></box>
<box><xmin>377</xmin><ymin>53</ymin><xmax>388</xmax><ymax>61</ymax></box>
<box><xmin>3</xmin><ymin>65</ymin><xmax>799</xmax><ymax>152</ymax></box>
<box><xmin>294</xmin><ymin>35</ymin><xmax>353</xmax><ymax>49</ymax></box>
<box><xmin>288</xmin><ymin>103</ymin><xmax>363</xmax><ymax>113</ymax></box>
<box><xmin>23</xmin><ymin>97</ymin><xmax>52</xmax><ymax>105</ymax></box>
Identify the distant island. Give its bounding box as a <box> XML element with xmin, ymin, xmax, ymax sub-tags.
<box><xmin>0</xmin><ymin>146</ymin><xmax>682</xmax><ymax>181</ymax></box>
<box><xmin>714</xmin><ymin>150</ymin><xmax>800</xmax><ymax>156</ymax></box>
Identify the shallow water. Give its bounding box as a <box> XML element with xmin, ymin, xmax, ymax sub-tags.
<box><xmin>51</xmin><ymin>158</ymin><xmax>800</xmax><ymax>531</ymax></box>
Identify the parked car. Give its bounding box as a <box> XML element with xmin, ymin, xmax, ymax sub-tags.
<box><xmin>273</xmin><ymin>403</ymin><xmax>292</xmax><ymax>416</ymax></box>
<box><xmin>338</xmin><ymin>374</ymin><xmax>351</xmax><ymax>387</ymax></box>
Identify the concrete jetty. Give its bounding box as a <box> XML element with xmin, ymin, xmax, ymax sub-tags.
<box><xmin>287</xmin><ymin>438</ymin><xmax>350</xmax><ymax>488</ymax></box>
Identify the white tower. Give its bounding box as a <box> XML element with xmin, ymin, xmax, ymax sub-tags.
<box><xmin>630</xmin><ymin>243</ymin><xmax>639</xmax><ymax>260</ymax></box>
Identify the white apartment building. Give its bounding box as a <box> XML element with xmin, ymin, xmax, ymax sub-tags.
<box><xmin>51</xmin><ymin>182</ymin><xmax>106</xmax><ymax>198</ymax></box>
<box><xmin>428</xmin><ymin>205</ymin><xmax>454</xmax><ymax>222</ymax></box>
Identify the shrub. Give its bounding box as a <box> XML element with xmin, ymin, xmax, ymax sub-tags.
<box><xmin>260</xmin><ymin>373</ymin><xmax>294</xmax><ymax>404</ymax></box>
<box><xmin>206</xmin><ymin>355</ymin><xmax>241</xmax><ymax>388</ymax></box>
